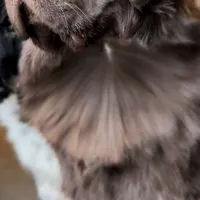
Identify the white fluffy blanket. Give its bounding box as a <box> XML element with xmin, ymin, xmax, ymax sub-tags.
<box><xmin>0</xmin><ymin>95</ymin><xmax>66</xmax><ymax>200</ymax></box>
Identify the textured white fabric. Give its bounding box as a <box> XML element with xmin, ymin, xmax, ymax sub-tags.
<box><xmin>0</xmin><ymin>94</ymin><xmax>66</xmax><ymax>200</ymax></box>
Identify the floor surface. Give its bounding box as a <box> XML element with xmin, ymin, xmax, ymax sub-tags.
<box><xmin>0</xmin><ymin>126</ymin><xmax>37</xmax><ymax>200</ymax></box>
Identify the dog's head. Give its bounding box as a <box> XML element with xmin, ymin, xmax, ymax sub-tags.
<box><xmin>5</xmin><ymin>0</ymin><xmax>183</xmax><ymax>51</ymax></box>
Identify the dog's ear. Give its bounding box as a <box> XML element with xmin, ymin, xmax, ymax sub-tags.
<box><xmin>5</xmin><ymin>0</ymin><xmax>28</xmax><ymax>40</ymax></box>
<box><xmin>22</xmin><ymin>19</ymin><xmax>64</xmax><ymax>52</ymax></box>
<box><xmin>4</xmin><ymin>0</ymin><xmax>89</xmax><ymax>51</ymax></box>
<box><xmin>5</xmin><ymin>0</ymin><xmax>64</xmax><ymax>51</ymax></box>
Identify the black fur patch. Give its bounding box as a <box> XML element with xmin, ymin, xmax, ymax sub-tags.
<box><xmin>0</xmin><ymin>1</ymin><xmax>21</xmax><ymax>102</ymax></box>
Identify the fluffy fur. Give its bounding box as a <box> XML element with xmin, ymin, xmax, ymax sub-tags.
<box><xmin>5</xmin><ymin>0</ymin><xmax>200</xmax><ymax>199</ymax></box>
<box><xmin>16</xmin><ymin>35</ymin><xmax>200</xmax><ymax>200</ymax></box>
<box><xmin>5</xmin><ymin>0</ymin><xmax>188</xmax><ymax>51</ymax></box>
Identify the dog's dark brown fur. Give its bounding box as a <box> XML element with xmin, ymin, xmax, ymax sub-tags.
<box><xmin>5</xmin><ymin>0</ymin><xmax>200</xmax><ymax>199</ymax></box>
<box><xmin>16</xmin><ymin>36</ymin><xmax>200</xmax><ymax>200</ymax></box>
<box><xmin>5</xmin><ymin>0</ymin><xmax>199</xmax><ymax>83</ymax></box>
<box><xmin>5</xmin><ymin>0</ymin><xmax>188</xmax><ymax>52</ymax></box>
